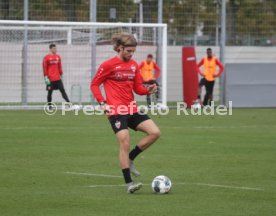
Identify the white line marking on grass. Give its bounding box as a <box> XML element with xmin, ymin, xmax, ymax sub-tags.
<box><xmin>65</xmin><ymin>171</ymin><xmax>122</xmax><ymax>178</ymax></box>
<box><xmin>176</xmin><ymin>182</ymin><xmax>264</xmax><ymax>191</ymax></box>
<box><xmin>85</xmin><ymin>182</ymin><xmax>263</xmax><ymax>191</ymax></box>
<box><xmin>194</xmin><ymin>126</ymin><xmax>260</xmax><ymax>129</ymax></box>
<box><xmin>65</xmin><ymin>171</ymin><xmax>264</xmax><ymax>191</ymax></box>
<box><xmin>1</xmin><ymin>126</ymin><xmax>106</xmax><ymax>130</ymax></box>
<box><xmin>87</xmin><ymin>184</ymin><xmax>126</xmax><ymax>188</ymax></box>
<box><xmin>86</xmin><ymin>183</ymin><xmax>150</xmax><ymax>188</ymax></box>
<box><xmin>1</xmin><ymin>127</ymin><xmax>50</xmax><ymax>130</ymax></box>
<box><xmin>162</xmin><ymin>125</ymin><xmax>272</xmax><ymax>129</ymax></box>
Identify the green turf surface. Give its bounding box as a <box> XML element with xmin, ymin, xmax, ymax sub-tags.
<box><xmin>0</xmin><ymin>109</ymin><xmax>276</xmax><ymax>216</ymax></box>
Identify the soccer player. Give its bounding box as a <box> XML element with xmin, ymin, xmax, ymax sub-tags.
<box><xmin>43</xmin><ymin>44</ymin><xmax>70</xmax><ymax>107</ymax></box>
<box><xmin>196</xmin><ymin>48</ymin><xmax>224</xmax><ymax>106</ymax></box>
<box><xmin>139</xmin><ymin>54</ymin><xmax>161</xmax><ymax>106</ymax></box>
<box><xmin>91</xmin><ymin>33</ymin><xmax>160</xmax><ymax>193</ymax></box>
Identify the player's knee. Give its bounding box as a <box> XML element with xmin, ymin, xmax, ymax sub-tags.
<box><xmin>119</xmin><ymin>141</ymin><xmax>130</xmax><ymax>152</ymax></box>
<box><xmin>118</xmin><ymin>138</ymin><xmax>130</xmax><ymax>150</ymax></box>
<box><xmin>151</xmin><ymin>128</ymin><xmax>161</xmax><ymax>140</ymax></box>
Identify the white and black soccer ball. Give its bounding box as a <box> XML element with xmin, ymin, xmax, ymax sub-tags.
<box><xmin>192</xmin><ymin>102</ymin><xmax>201</xmax><ymax>110</ymax></box>
<box><xmin>155</xmin><ymin>103</ymin><xmax>168</xmax><ymax>111</ymax></box>
<box><xmin>151</xmin><ymin>175</ymin><xmax>172</xmax><ymax>194</ymax></box>
<box><xmin>71</xmin><ymin>104</ymin><xmax>82</xmax><ymax>111</ymax></box>
<box><xmin>73</xmin><ymin>104</ymin><xmax>82</xmax><ymax>110</ymax></box>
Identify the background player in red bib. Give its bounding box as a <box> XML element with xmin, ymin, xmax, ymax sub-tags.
<box><xmin>91</xmin><ymin>33</ymin><xmax>160</xmax><ymax>193</ymax></box>
<box><xmin>139</xmin><ymin>54</ymin><xmax>160</xmax><ymax>107</ymax></box>
<box><xmin>43</xmin><ymin>44</ymin><xmax>70</xmax><ymax>108</ymax></box>
<box><xmin>196</xmin><ymin>48</ymin><xmax>224</xmax><ymax>106</ymax></box>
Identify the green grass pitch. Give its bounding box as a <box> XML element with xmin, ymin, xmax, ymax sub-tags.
<box><xmin>0</xmin><ymin>109</ymin><xmax>276</xmax><ymax>216</ymax></box>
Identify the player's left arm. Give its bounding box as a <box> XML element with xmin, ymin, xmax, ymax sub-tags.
<box><xmin>214</xmin><ymin>59</ymin><xmax>225</xmax><ymax>77</ymax></box>
<box><xmin>153</xmin><ymin>62</ymin><xmax>161</xmax><ymax>79</ymax></box>
<box><xmin>58</xmin><ymin>55</ymin><xmax>63</xmax><ymax>77</ymax></box>
<box><xmin>139</xmin><ymin>61</ymin><xmax>144</xmax><ymax>70</ymax></box>
<box><xmin>42</xmin><ymin>56</ymin><xmax>48</xmax><ymax>77</ymax></box>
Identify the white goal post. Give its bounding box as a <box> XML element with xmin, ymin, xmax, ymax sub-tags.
<box><xmin>0</xmin><ymin>20</ymin><xmax>167</xmax><ymax>109</ymax></box>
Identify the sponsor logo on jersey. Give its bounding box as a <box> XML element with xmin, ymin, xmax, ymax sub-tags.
<box><xmin>49</xmin><ymin>58</ymin><xmax>59</xmax><ymax>64</ymax></box>
<box><xmin>115</xmin><ymin>72</ymin><xmax>123</xmax><ymax>80</ymax></box>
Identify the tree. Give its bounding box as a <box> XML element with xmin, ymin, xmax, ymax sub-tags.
<box><xmin>1</xmin><ymin>0</ymin><xmax>276</xmax><ymax>46</ymax></box>
<box><xmin>0</xmin><ymin>0</ymin><xmax>23</xmax><ymax>20</ymax></box>
<box><xmin>56</xmin><ymin>0</ymin><xmax>80</xmax><ymax>22</ymax></box>
<box><xmin>0</xmin><ymin>0</ymin><xmax>9</xmax><ymax>19</ymax></box>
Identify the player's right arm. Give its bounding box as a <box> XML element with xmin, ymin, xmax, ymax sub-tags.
<box><xmin>91</xmin><ymin>62</ymin><xmax>111</xmax><ymax>104</ymax></box>
<box><xmin>196</xmin><ymin>59</ymin><xmax>204</xmax><ymax>76</ymax></box>
<box><xmin>43</xmin><ymin>55</ymin><xmax>48</xmax><ymax>77</ymax></box>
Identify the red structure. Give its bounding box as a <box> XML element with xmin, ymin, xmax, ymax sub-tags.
<box><xmin>182</xmin><ymin>47</ymin><xmax>198</xmax><ymax>108</ymax></box>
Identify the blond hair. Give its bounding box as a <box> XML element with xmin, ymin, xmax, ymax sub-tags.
<box><xmin>111</xmin><ymin>32</ymin><xmax>137</xmax><ymax>52</ymax></box>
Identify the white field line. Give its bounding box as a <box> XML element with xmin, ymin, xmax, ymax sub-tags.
<box><xmin>65</xmin><ymin>171</ymin><xmax>122</xmax><ymax>178</ymax></box>
<box><xmin>85</xmin><ymin>182</ymin><xmax>263</xmax><ymax>191</ymax></box>
<box><xmin>163</xmin><ymin>125</ymin><xmax>272</xmax><ymax>129</ymax></box>
<box><xmin>0</xmin><ymin>126</ymin><xmax>106</xmax><ymax>130</ymax></box>
<box><xmin>84</xmin><ymin>182</ymin><xmax>263</xmax><ymax>191</ymax></box>
<box><xmin>65</xmin><ymin>171</ymin><xmax>264</xmax><ymax>191</ymax></box>
<box><xmin>87</xmin><ymin>184</ymin><xmax>126</xmax><ymax>188</ymax></box>
<box><xmin>176</xmin><ymin>182</ymin><xmax>264</xmax><ymax>191</ymax></box>
<box><xmin>87</xmin><ymin>183</ymin><xmax>151</xmax><ymax>188</ymax></box>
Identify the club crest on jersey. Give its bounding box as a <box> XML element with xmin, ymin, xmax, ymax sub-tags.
<box><xmin>115</xmin><ymin>120</ymin><xmax>121</xmax><ymax>129</ymax></box>
<box><xmin>131</xmin><ymin>65</ymin><xmax>136</xmax><ymax>73</ymax></box>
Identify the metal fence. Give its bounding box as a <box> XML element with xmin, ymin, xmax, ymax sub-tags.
<box><xmin>0</xmin><ymin>20</ymin><xmax>167</xmax><ymax>105</ymax></box>
<box><xmin>1</xmin><ymin>0</ymin><xmax>276</xmax><ymax>107</ymax></box>
<box><xmin>1</xmin><ymin>0</ymin><xmax>275</xmax><ymax>46</ymax></box>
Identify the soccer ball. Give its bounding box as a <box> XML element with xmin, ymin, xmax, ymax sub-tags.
<box><xmin>151</xmin><ymin>175</ymin><xmax>172</xmax><ymax>194</ymax></box>
<box><xmin>156</xmin><ymin>103</ymin><xmax>168</xmax><ymax>111</ymax></box>
<box><xmin>192</xmin><ymin>102</ymin><xmax>201</xmax><ymax>110</ymax></box>
<box><xmin>72</xmin><ymin>104</ymin><xmax>82</xmax><ymax>110</ymax></box>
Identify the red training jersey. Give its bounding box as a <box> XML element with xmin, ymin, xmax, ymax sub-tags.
<box><xmin>91</xmin><ymin>56</ymin><xmax>149</xmax><ymax>116</ymax></box>
<box><xmin>43</xmin><ymin>54</ymin><xmax>63</xmax><ymax>81</ymax></box>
